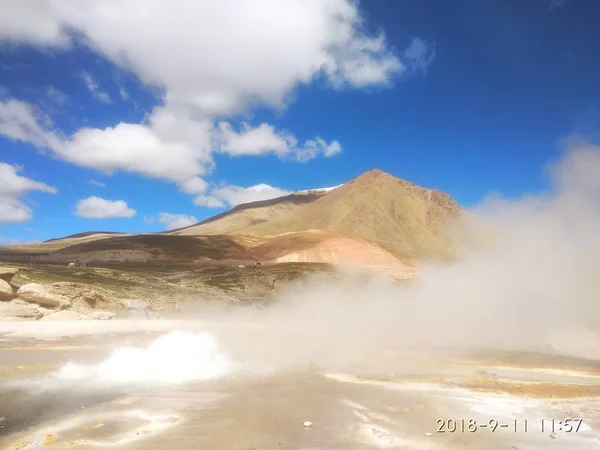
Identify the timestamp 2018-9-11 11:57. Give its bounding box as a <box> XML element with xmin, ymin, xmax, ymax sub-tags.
<box><xmin>436</xmin><ymin>418</ymin><xmax>584</xmax><ymax>434</ymax></box>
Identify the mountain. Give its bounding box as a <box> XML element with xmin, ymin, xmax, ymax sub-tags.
<box><xmin>172</xmin><ymin>192</ymin><xmax>326</xmax><ymax>235</ymax></box>
<box><xmin>174</xmin><ymin>169</ymin><xmax>460</xmax><ymax>260</ymax></box>
<box><xmin>0</xmin><ymin>169</ymin><xmax>461</xmax><ymax>277</ymax></box>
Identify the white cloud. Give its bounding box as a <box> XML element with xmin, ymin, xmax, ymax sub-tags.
<box><xmin>89</xmin><ymin>179</ymin><xmax>106</xmax><ymax>187</ymax></box>
<box><xmin>119</xmin><ymin>87</ymin><xmax>129</xmax><ymax>100</ymax></box>
<box><xmin>0</xmin><ymin>1</ymin><xmax>417</xmax><ymax>203</ymax></box>
<box><xmin>0</xmin><ymin>99</ymin><xmax>338</xmax><ymax>193</ymax></box>
<box><xmin>0</xmin><ymin>162</ymin><xmax>57</xmax><ymax>223</ymax></box>
<box><xmin>0</xmin><ymin>1</ymin><xmax>70</xmax><ymax>47</ymax></box>
<box><xmin>0</xmin><ymin>99</ymin><xmax>62</xmax><ymax>148</ymax></box>
<box><xmin>192</xmin><ymin>195</ymin><xmax>227</xmax><ymax>208</ymax></box>
<box><xmin>0</xmin><ymin>198</ymin><xmax>35</xmax><ymax>223</ymax></box>
<box><xmin>195</xmin><ymin>183</ymin><xmax>291</xmax><ymax>208</ymax></box>
<box><xmin>297</xmin><ymin>137</ymin><xmax>342</xmax><ymax>162</ymax></box>
<box><xmin>81</xmin><ymin>71</ymin><xmax>112</xmax><ymax>104</ymax></box>
<box><xmin>28</xmin><ymin>0</ymin><xmax>402</xmax><ymax>112</ymax></box>
<box><xmin>215</xmin><ymin>122</ymin><xmax>342</xmax><ymax>162</ymax></box>
<box><xmin>0</xmin><ymin>163</ymin><xmax>57</xmax><ymax>197</ymax></box>
<box><xmin>75</xmin><ymin>196</ymin><xmax>136</xmax><ymax>219</ymax></box>
<box><xmin>157</xmin><ymin>213</ymin><xmax>198</xmax><ymax>230</ymax></box>
<box><xmin>324</xmin><ymin>33</ymin><xmax>404</xmax><ymax>88</ymax></box>
<box><xmin>143</xmin><ymin>216</ymin><xmax>155</xmax><ymax>224</ymax></box>
<box><xmin>46</xmin><ymin>86</ymin><xmax>69</xmax><ymax>104</ymax></box>
<box><xmin>178</xmin><ymin>176</ymin><xmax>209</xmax><ymax>195</ymax></box>
<box><xmin>0</xmin><ymin>100</ymin><xmax>215</xmax><ymax>192</ymax></box>
<box><xmin>404</xmin><ymin>38</ymin><xmax>436</xmax><ymax>75</ymax></box>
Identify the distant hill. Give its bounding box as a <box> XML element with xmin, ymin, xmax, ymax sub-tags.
<box><xmin>45</xmin><ymin>231</ymin><xmax>124</xmax><ymax>242</ymax></box>
<box><xmin>1</xmin><ymin>169</ymin><xmax>461</xmax><ymax>277</ymax></box>
<box><xmin>174</xmin><ymin>169</ymin><xmax>460</xmax><ymax>260</ymax></box>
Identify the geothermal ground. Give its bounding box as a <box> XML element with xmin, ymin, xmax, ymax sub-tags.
<box><xmin>1</xmin><ymin>320</ymin><xmax>600</xmax><ymax>450</ymax></box>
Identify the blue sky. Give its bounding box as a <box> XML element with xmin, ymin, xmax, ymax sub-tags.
<box><xmin>1</xmin><ymin>0</ymin><xmax>599</xmax><ymax>243</ymax></box>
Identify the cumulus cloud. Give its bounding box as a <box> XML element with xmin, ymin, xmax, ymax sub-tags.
<box><xmin>75</xmin><ymin>196</ymin><xmax>136</xmax><ymax>219</ymax></box>
<box><xmin>195</xmin><ymin>183</ymin><xmax>291</xmax><ymax>208</ymax></box>
<box><xmin>157</xmin><ymin>213</ymin><xmax>198</xmax><ymax>230</ymax></box>
<box><xmin>0</xmin><ymin>162</ymin><xmax>57</xmax><ymax>223</ymax></box>
<box><xmin>0</xmin><ymin>100</ymin><xmax>338</xmax><ymax>194</ymax></box>
<box><xmin>3</xmin><ymin>0</ymin><xmax>403</xmax><ymax>110</ymax></box>
<box><xmin>215</xmin><ymin>122</ymin><xmax>342</xmax><ymax>162</ymax></box>
<box><xmin>0</xmin><ymin>0</ymin><xmax>421</xmax><ymax>204</ymax></box>
<box><xmin>0</xmin><ymin>100</ymin><xmax>212</xmax><ymax>192</ymax></box>
<box><xmin>0</xmin><ymin>99</ymin><xmax>62</xmax><ymax>149</ymax></box>
<box><xmin>0</xmin><ymin>1</ymin><xmax>70</xmax><ymax>47</ymax></box>
<box><xmin>81</xmin><ymin>71</ymin><xmax>112</xmax><ymax>104</ymax></box>
<box><xmin>404</xmin><ymin>38</ymin><xmax>436</xmax><ymax>75</ymax></box>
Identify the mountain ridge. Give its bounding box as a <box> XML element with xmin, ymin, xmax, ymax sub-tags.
<box><xmin>1</xmin><ymin>169</ymin><xmax>461</xmax><ymax>275</ymax></box>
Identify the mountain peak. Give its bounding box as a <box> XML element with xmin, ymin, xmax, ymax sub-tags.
<box><xmin>346</xmin><ymin>168</ymin><xmax>404</xmax><ymax>187</ymax></box>
<box><xmin>361</xmin><ymin>168</ymin><xmax>391</xmax><ymax>178</ymax></box>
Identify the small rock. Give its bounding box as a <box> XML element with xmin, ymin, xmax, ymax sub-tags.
<box><xmin>0</xmin><ymin>300</ymin><xmax>43</xmax><ymax>320</ymax></box>
<box><xmin>17</xmin><ymin>283</ymin><xmax>70</xmax><ymax>308</ymax></box>
<box><xmin>0</xmin><ymin>266</ymin><xmax>19</xmax><ymax>283</ymax></box>
<box><xmin>82</xmin><ymin>289</ymin><xmax>106</xmax><ymax>307</ymax></box>
<box><xmin>0</xmin><ymin>279</ymin><xmax>16</xmax><ymax>300</ymax></box>
<box><xmin>303</xmin><ymin>421</ymin><xmax>312</xmax><ymax>428</ymax></box>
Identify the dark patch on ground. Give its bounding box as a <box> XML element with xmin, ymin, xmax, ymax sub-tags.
<box><xmin>52</xmin><ymin>234</ymin><xmax>251</xmax><ymax>261</ymax></box>
<box><xmin>0</xmin><ymin>387</ymin><xmax>121</xmax><ymax>437</ymax></box>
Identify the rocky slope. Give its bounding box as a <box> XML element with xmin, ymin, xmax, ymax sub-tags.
<box><xmin>241</xmin><ymin>169</ymin><xmax>460</xmax><ymax>259</ymax></box>
<box><xmin>173</xmin><ymin>169</ymin><xmax>461</xmax><ymax>261</ymax></box>
<box><xmin>0</xmin><ymin>262</ymin><xmax>337</xmax><ymax>321</ymax></box>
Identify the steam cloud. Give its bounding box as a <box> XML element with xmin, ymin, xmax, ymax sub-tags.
<box><xmin>38</xmin><ymin>140</ymin><xmax>600</xmax><ymax>387</ymax></box>
<box><xmin>223</xmin><ymin>139</ymin><xmax>600</xmax><ymax>362</ymax></box>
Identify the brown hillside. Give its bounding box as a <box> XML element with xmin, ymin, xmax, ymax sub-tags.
<box><xmin>172</xmin><ymin>193</ymin><xmax>324</xmax><ymax>235</ymax></box>
<box><xmin>243</xmin><ymin>169</ymin><xmax>460</xmax><ymax>259</ymax></box>
<box><xmin>0</xmin><ymin>233</ymin><xmax>133</xmax><ymax>253</ymax></box>
<box><xmin>51</xmin><ymin>235</ymin><xmax>250</xmax><ymax>262</ymax></box>
<box><xmin>249</xmin><ymin>229</ymin><xmax>415</xmax><ymax>278</ymax></box>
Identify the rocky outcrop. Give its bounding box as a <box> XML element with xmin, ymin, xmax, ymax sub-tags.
<box><xmin>17</xmin><ymin>283</ymin><xmax>71</xmax><ymax>309</ymax></box>
<box><xmin>0</xmin><ymin>279</ymin><xmax>16</xmax><ymax>300</ymax></box>
<box><xmin>82</xmin><ymin>289</ymin><xmax>107</xmax><ymax>308</ymax></box>
<box><xmin>0</xmin><ymin>300</ymin><xmax>43</xmax><ymax>320</ymax></box>
<box><xmin>0</xmin><ymin>267</ymin><xmax>19</xmax><ymax>283</ymax></box>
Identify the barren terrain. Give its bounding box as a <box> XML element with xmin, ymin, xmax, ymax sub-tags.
<box><xmin>1</xmin><ymin>322</ymin><xmax>600</xmax><ymax>449</ymax></box>
<box><xmin>1</xmin><ymin>165</ymin><xmax>599</xmax><ymax>449</ymax></box>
